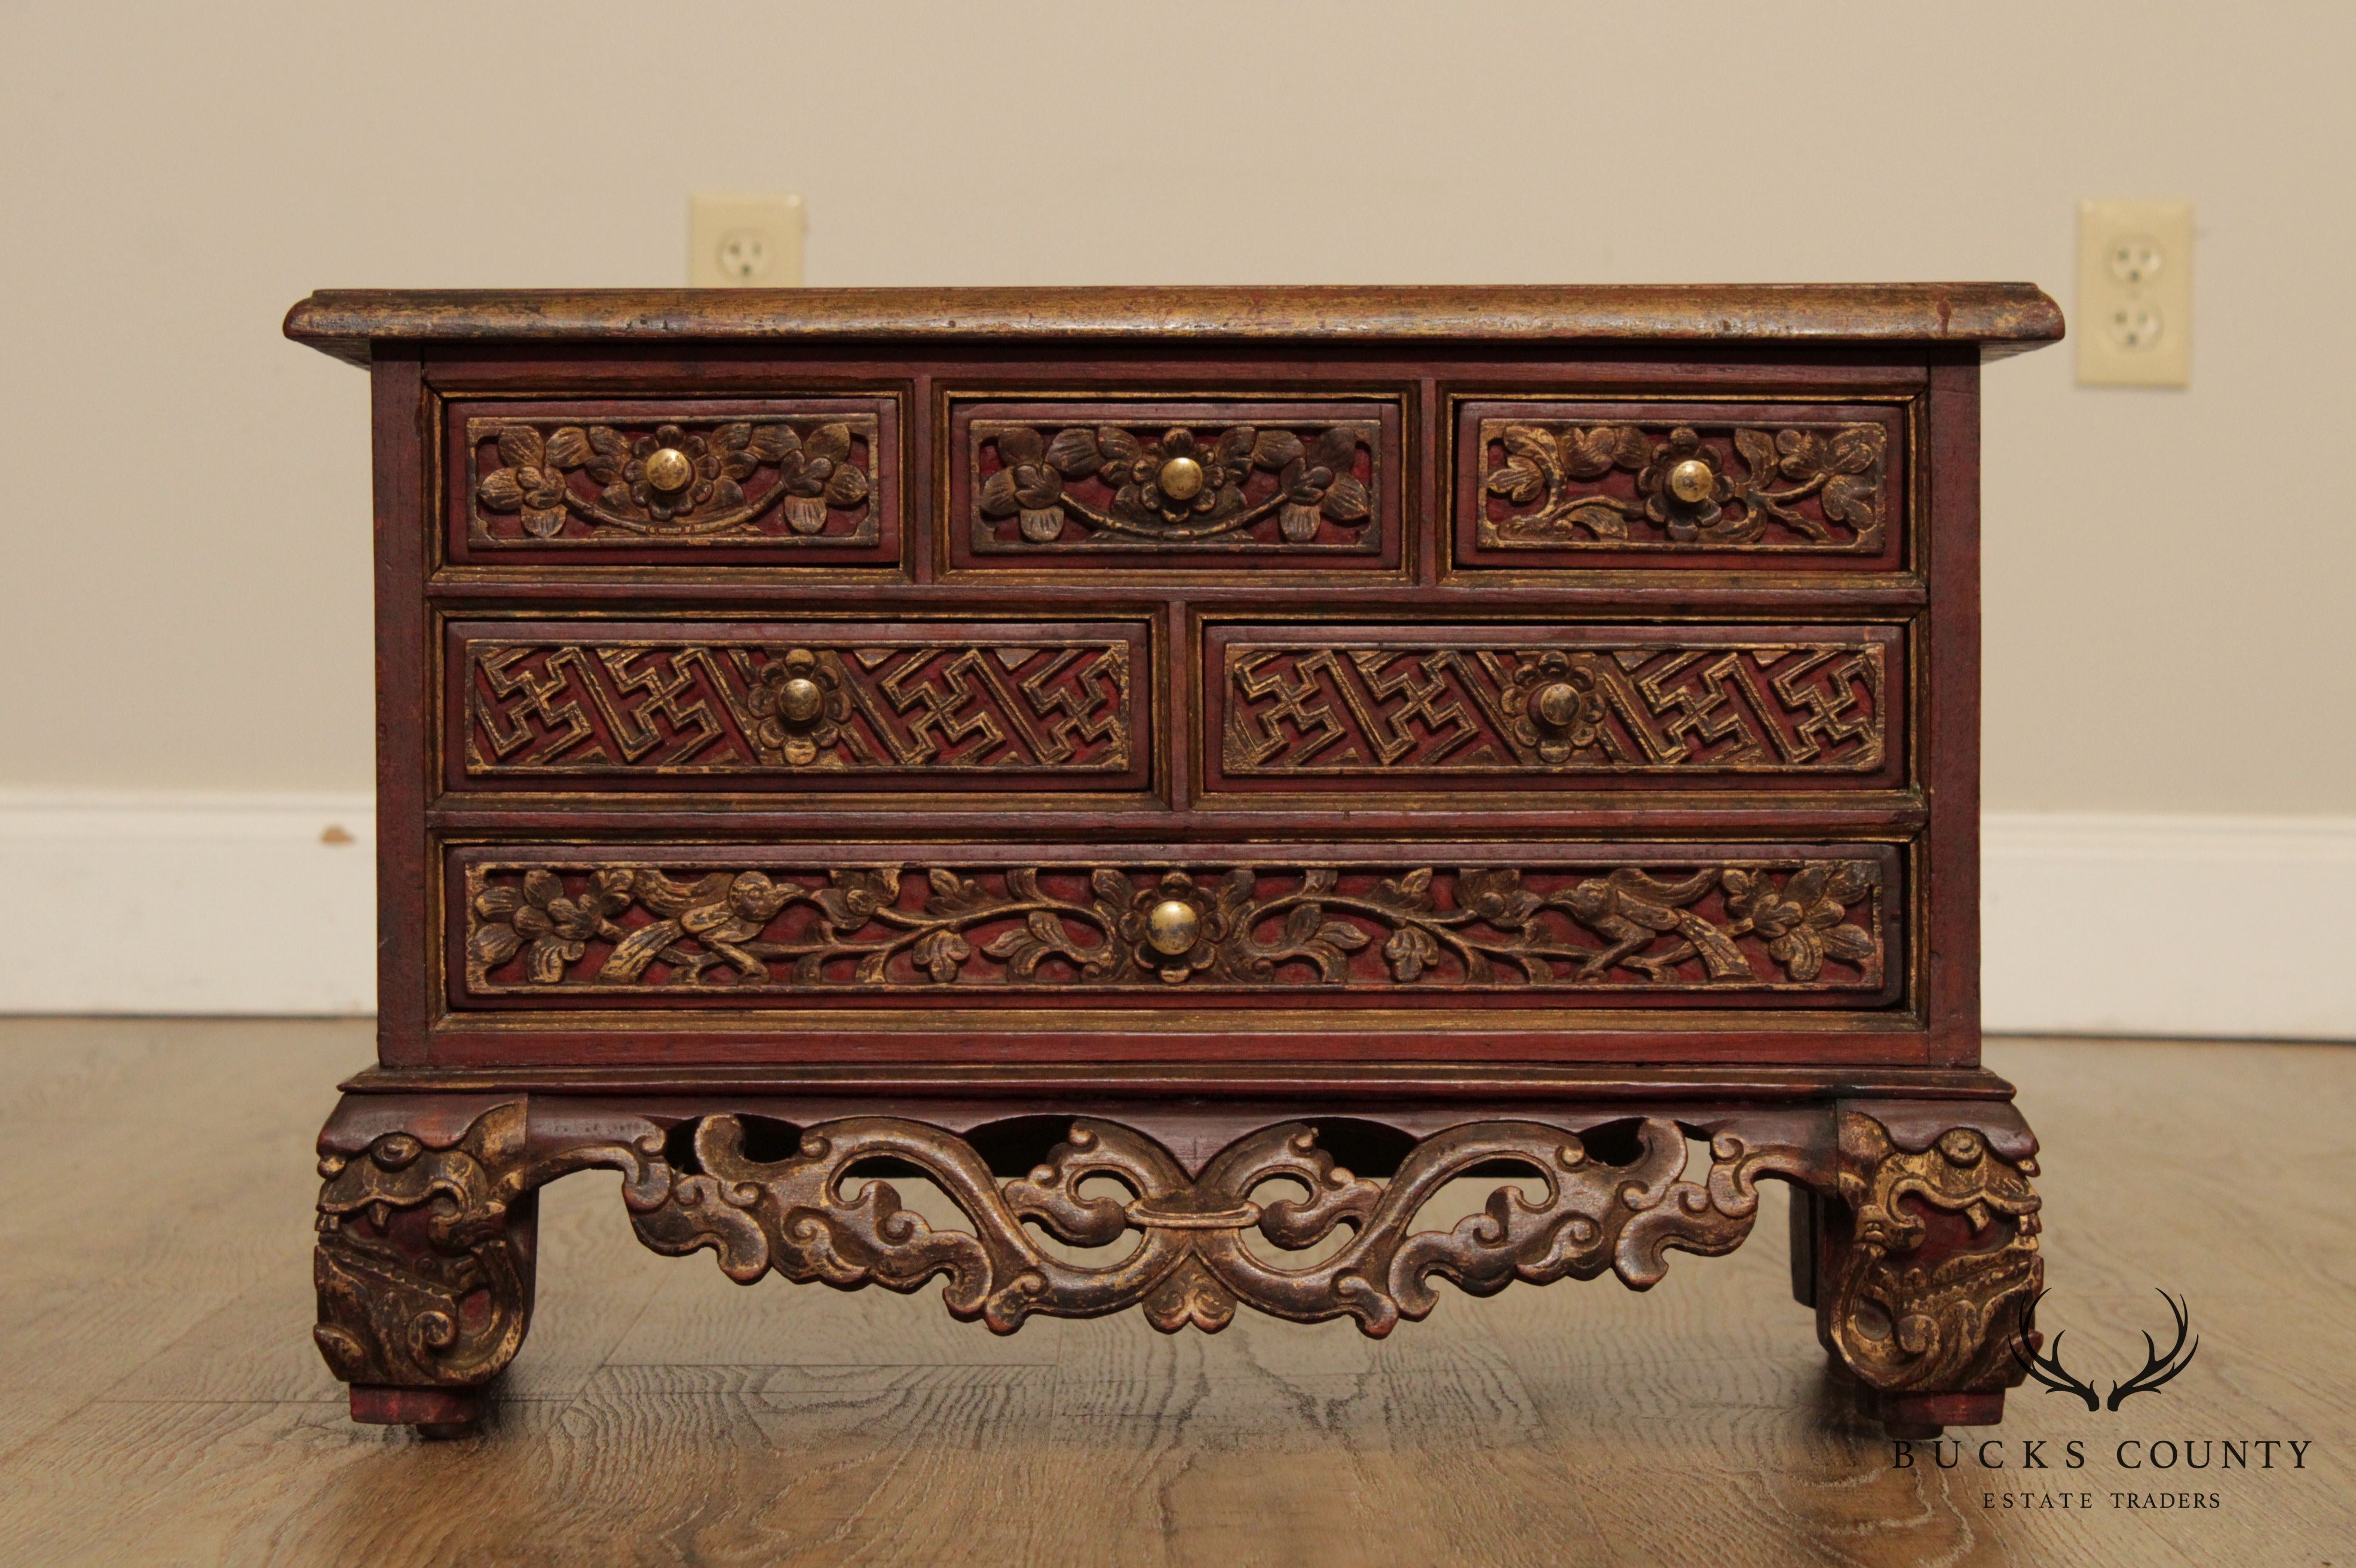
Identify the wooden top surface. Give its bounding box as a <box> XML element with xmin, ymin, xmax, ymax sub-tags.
<box><xmin>284</xmin><ymin>283</ymin><xmax>2064</xmax><ymax>367</ymax></box>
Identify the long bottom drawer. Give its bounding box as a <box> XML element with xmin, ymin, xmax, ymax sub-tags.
<box><xmin>448</xmin><ymin>842</ymin><xmax>1901</xmax><ymax>1013</ymax></box>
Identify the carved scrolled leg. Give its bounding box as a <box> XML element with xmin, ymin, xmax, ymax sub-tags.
<box><xmin>312</xmin><ymin>1096</ymin><xmax>656</xmax><ymax>1434</ymax></box>
<box><xmin>1813</xmin><ymin>1104</ymin><xmax>2045</xmax><ymax>1438</ymax></box>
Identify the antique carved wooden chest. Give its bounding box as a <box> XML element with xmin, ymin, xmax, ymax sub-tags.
<box><xmin>285</xmin><ymin>284</ymin><xmax>2063</xmax><ymax>1438</ymax></box>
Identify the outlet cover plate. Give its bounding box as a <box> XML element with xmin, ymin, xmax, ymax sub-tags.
<box><xmin>690</xmin><ymin>192</ymin><xmax>805</xmax><ymax>288</ymax></box>
<box><xmin>2076</xmin><ymin>198</ymin><xmax>2192</xmax><ymax>387</ymax></box>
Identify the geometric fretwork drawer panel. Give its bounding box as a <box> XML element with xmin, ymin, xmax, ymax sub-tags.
<box><xmin>1203</xmin><ymin>623</ymin><xmax>1901</xmax><ymax>794</ymax></box>
<box><xmin>445</xmin><ymin>619</ymin><xmax>1151</xmax><ymax>793</ymax></box>
<box><xmin>448</xmin><ymin>842</ymin><xmax>1899</xmax><ymax>1009</ymax></box>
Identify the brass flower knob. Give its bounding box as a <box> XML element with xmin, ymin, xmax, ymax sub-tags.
<box><xmin>776</xmin><ymin>676</ymin><xmax>825</xmax><ymax>725</ymax></box>
<box><xmin>642</xmin><ymin>447</ymin><xmax>695</xmax><ymax>493</ymax></box>
<box><xmin>1145</xmin><ymin>899</ymin><xmax>1200</xmax><ymax>956</ymax></box>
<box><xmin>1666</xmin><ymin>458</ymin><xmax>1714</xmax><ymax>505</ymax></box>
<box><xmin>1157</xmin><ymin>455</ymin><xmax>1206</xmax><ymax>501</ymax></box>
<box><xmin>1531</xmin><ymin>682</ymin><xmax>1585</xmax><ymax>731</ymax></box>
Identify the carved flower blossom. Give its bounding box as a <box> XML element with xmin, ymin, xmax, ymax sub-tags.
<box><xmin>980</xmin><ymin>426</ymin><xmax>1072</xmax><ymax>541</ymax></box>
<box><xmin>1502</xmin><ymin>650</ymin><xmax>1607</xmax><ymax>763</ymax></box>
<box><xmin>745</xmin><ymin>648</ymin><xmax>851</xmax><ymax>765</ymax></box>
<box><xmin>1636</xmin><ymin>427</ymin><xmax>1730</xmax><ymax>542</ymax></box>
<box><xmin>1116</xmin><ymin>871</ymin><xmax>1231</xmax><ymax>984</ymax></box>
<box><xmin>767</xmin><ymin>423</ymin><xmax>868</xmax><ymax>533</ymax></box>
<box><xmin>470</xmin><ymin>868</ymin><xmax>633</xmax><ymax>983</ymax></box>
<box><xmin>612</xmin><ymin>424</ymin><xmax>730</xmax><ymax>521</ymax></box>
<box><xmin>1722</xmin><ymin>862</ymin><xmax>1879</xmax><ymax>981</ymax></box>
<box><xmin>1457</xmin><ymin>868</ymin><xmax>1543</xmax><ymax>931</ymax></box>
<box><xmin>477</xmin><ymin>426</ymin><xmax>590</xmax><ymax>538</ymax></box>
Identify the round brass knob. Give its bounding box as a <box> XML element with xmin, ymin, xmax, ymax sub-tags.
<box><xmin>643</xmin><ymin>447</ymin><xmax>695</xmax><ymax>493</ymax></box>
<box><xmin>1666</xmin><ymin>457</ymin><xmax>1715</xmax><ymax>505</ymax></box>
<box><xmin>1145</xmin><ymin>899</ymin><xmax>1200</xmax><ymax>956</ymax></box>
<box><xmin>1157</xmin><ymin>455</ymin><xmax>1206</xmax><ymax>501</ymax></box>
<box><xmin>1532</xmin><ymin>681</ymin><xmax>1585</xmax><ymax>731</ymax></box>
<box><xmin>776</xmin><ymin>676</ymin><xmax>825</xmax><ymax>725</ymax></box>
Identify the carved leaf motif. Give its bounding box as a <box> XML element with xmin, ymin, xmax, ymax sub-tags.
<box><xmin>1487</xmin><ymin>456</ymin><xmax>1546</xmax><ymax>504</ymax></box>
<box><xmin>543</xmin><ymin>426</ymin><xmax>592</xmax><ymax>470</ymax></box>
<box><xmin>1823</xmin><ymin>474</ymin><xmax>1874</xmax><ymax>526</ymax></box>
<box><xmin>1733</xmin><ymin>428</ymin><xmax>1781</xmax><ymax>481</ymax></box>
<box><xmin>1304</xmin><ymin>428</ymin><xmax>1349</xmax><ymax>472</ymax></box>
<box><xmin>496</xmin><ymin>428</ymin><xmax>544</xmax><ymax>470</ymax></box>
<box><xmin>824</xmin><ymin>464</ymin><xmax>870</xmax><ymax>507</ymax></box>
<box><xmin>804</xmin><ymin>424</ymin><xmax>853</xmax><ymax>464</ymax></box>
<box><xmin>1321</xmin><ymin>473</ymin><xmax>1371</xmax><ymax>521</ymax></box>
<box><xmin>1371</xmin><ymin>867</ymin><xmax>1435</xmax><ymax>911</ymax></box>
<box><xmin>1502</xmin><ymin>425</ymin><xmax>1557</xmax><ymax>464</ymax></box>
<box><xmin>477</xmin><ymin>469</ymin><xmax>526</xmax><ymax>510</ymax></box>
<box><xmin>1250</xmin><ymin>429</ymin><xmax>1304</xmax><ymax>470</ymax></box>
<box><xmin>979</xmin><ymin>468</ymin><xmax>1021</xmax><ymax>517</ymax></box>
<box><xmin>1044</xmin><ymin>427</ymin><xmax>1101</xmax><ymax>476</ymax></box>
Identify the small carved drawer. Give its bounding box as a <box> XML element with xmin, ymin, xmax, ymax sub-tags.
<box><xmin>1453</xmin><ymin>401</ymin><xmax>1905</xmax><ymax>572</ymax></box>
<box><xmin>445</xmin><ymin>619</ymin><xmax>1150</xmax><ymax>794</ymax></box>
<box><xmin>1202</xmin><ymin>622</ymin><xmax>1902</xmax><ymax>794</ymax></box>
<box><xmin>948</xmin><ymin>399</ymin><xmax>1403</xmax><ymax>573</ymax></box>
<box><xmin>448</xmin><ymin>842</ymin><xmax>1901</xmax><ymax>1012</ymax></box>
<box><xmin>446</xmin><ymin>397</ymin><xmax>900</xmax><ymax>567</ymax></box>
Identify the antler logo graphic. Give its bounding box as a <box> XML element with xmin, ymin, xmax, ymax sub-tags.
<box><xmin>2015</xmin><ymin>1288</ymin><xmax>2200</xmax><ymax>1411</ymax></box>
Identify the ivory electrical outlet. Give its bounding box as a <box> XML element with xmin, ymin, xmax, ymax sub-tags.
<box><xmin>689</xmin><ymin>192</ymin><xmax>804</xmax><ymax>287</ymax></box>
<box><xmin>2076</xmin><ymin>199</ymin><xmax>2192</xmax><ymax>386</ymax></box>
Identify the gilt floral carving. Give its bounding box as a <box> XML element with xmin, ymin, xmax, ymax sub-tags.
<box><xmin>973</xmin><ymin>420</ymin><xmax>1377</xmax><ymax>550</ymax></box>
<box><xmin>460</xmin><ymin>857</ymin><xmax>1889</xmax><ymax>995</ymax></box>
<box><xmin>468</xmin><ymin>413</ymin><xmax>878</xmax><ymax>545</ymax></box>
<box><xmin>1477</xmin><ymin>419</ymin><xmax>1887</xmax><ymax>551</ymax></box>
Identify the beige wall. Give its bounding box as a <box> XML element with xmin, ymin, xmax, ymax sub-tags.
<box><xmin>5</xmin><ymin>1</ymin><xmax>2350</xmax><ymax>812</ymax></box>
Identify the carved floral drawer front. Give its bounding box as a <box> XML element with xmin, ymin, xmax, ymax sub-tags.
<box><xmin>448</xmin><ymin>843</ymin><xmax>1898</xmax><ymax>1010</ymax></box>
<box><xmin>445</xmin><ymin>620</ymin><xmax>1151</xmax><ymax>793</ymax></box>
<box><xmin>1453</xmin><ymin>401</ymin><xmax>1905</xmax><ymax>572</ymax></box>
<box><xmin>1203</xmin><ymin>623</ymin><xmax>1902</xmax><ymax>793</ymax></box>
<box><xmin>446</xmin><ymin>398</ymin><xmax>899</xmax><ymax>566</ymax></box>
<box><xmin>948</xmin><ymin>400</ymin><xmax>1402</xmax><ymax>572</ymax></box>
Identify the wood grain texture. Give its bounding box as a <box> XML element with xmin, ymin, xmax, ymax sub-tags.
<box><xmin>0</xmin><ymin>1020</ymin><xmax>2347</xmax><ymax>1566</ymax></box>
<box><xmin>283</xmin><ymin>284</ymin><xmax>2066</xmax><ymax>368</ymax></box>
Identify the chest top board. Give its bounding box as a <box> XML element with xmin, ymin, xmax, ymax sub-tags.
<box><xmin>287</xmin><ymin>284</ymin><xmax>2064</xmax><ymax>1441</ymax></box>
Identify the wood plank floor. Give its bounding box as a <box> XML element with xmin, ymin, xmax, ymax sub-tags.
<box><xmin>0</xmin><ymin>1020</ymin><xmax>2347</xmax><ymax>1566</ymax></box>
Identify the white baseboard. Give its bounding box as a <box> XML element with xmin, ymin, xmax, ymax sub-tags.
<box><xmin>0</xmin><ymin>794</ymin><xmax>2349</xmax><ymax>1038</ymax></box>
<box><xmin>1981</xmin><ymin>812</ymin><xmax>2356</xmax><ymax>1041</ymax></box>
<box><xmin>0</xmin><ymin>792</ymin><xmax>378</xmax><ymax>1015</ymax></box>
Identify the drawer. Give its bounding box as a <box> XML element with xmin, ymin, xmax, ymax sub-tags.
<box><xmin>445</xmin><ymin>619</ymin><xmax>1151</xmax><ymax>793</ymax></box>
<box><xmin>1453</xmin><ymin>400</ymin><xmax>1905</xmax><ymax>572</ymax></box>
<box><xmin>947</xmin><ymin>398</ymin><xmax>1402</xmax><ymax>572</ymax></box>
<box><xmin>1202</xmin><ymin>623</ymin><xmax>1902</xmax><ymax>794</ymax></box>
<box><xmin>447</xmin><ymin>842</ymin><xmax>1900</xmax><ymax>1011</ymax></box>
<box><xmin>445</xmin><ymin>397</ymin><xmax>901</xmax><ymax>566</ymax></box>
